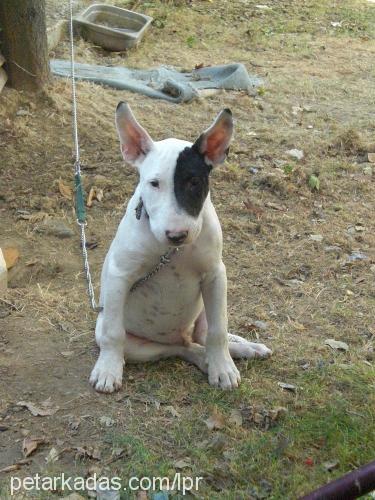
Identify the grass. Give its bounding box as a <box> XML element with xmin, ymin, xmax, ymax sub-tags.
<box><xmin>103</xmin><ymin>362</ymin><xmax>374</xmax><ymax>498</ymax></box>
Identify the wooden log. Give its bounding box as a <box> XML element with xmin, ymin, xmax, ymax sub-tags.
<box><xmin>0</xmin><ymin>0</ymin><xmax>50</xmax><ymax>90</ymax></box>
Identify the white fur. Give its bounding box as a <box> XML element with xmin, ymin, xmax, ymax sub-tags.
<box><xmin>89</xmin><ymin>105</ymin><xmax>271</xmax><ymax>393</ymax></box>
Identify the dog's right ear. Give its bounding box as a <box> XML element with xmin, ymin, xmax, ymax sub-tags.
<box><xmin>115</xmin><ymin>102</ymin><xmax>154</xmax><ymax>167</ymax></box>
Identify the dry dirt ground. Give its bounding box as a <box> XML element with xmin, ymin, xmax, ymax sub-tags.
<box><xmin>1</xmin><ymin>0</ymin><xmax>375</xmax><ymax>498</ymax></box>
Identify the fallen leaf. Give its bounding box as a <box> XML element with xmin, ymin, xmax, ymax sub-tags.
<box><xmin>278</xmin><ymin>382</ymin><xmax>297</xmax><ymax>393</ymax></box>
<box><xmin>22</xmin><ymin>437</ymin><xmax>45</xmax><ymax>457</ymax></box>
<box><xmin>243</xmin><ymin>199</ymin><xmax>264</xmax><ymax>218</ymax></box>
<box><xmin>45</xmin><ymin>447</ymin><xmax>59</xmax><ymax>463</ymax></box>
<box><xmin>325</xmin><ymin>339</ymin><xmax>349</xmax><ymax>351</ymax></box>
<box><xmin>61</xmin><ymin>350</ymin><xmax>74</xmax><ymax>357</ymax></box>
<box><xmin>0</xmin><ymin>464</ymin><xmax>21</xmax><ymax>473</ymax></box>
<box><xmin>74</xmin><ymin>446</ymin><xmax>101</xmax><ymax>461</ymax></box>
<box><xmin>174</xmin><ymin>458</ymin><xmax>192</xmax><ymax>469</ymax></box>
<box><xmin>265</xmin><ymin>201</ymin><xmax>286</xmax><ymax>211</ymax></box>
<box><xmin>17</xmin><ymin>399</ymin><xmax>59</xmax><ymax>417</ymax></box>
<box><xmin>87</xmin><ymin>186</ymin><xmax>104</xmax><ymax>208</ymax></box>
<box><xmin>229</xmin><ymin>409</ymin><xmax>243</xmax><ymax>427</ymax></box>
<box><xmin>0</xmin><ymin>458</ymin><xmax>31</xmax><ymax>473</ymax></box>
<box><xmin>28</xmin><ymin>212</ymin><xmax>49</xmax><ymax>223</ymax></box>
<box><xmin>367</xmin><ymin>152</ymin><xmax>375</xmax><ymax>163</ymax></box>
<box><xmin>205</xmin><ymin>408</ymin><xmax>225</xmax><ymax>430</ymax></box>
<box><xmin>58</xmin><ymin>179</ymin><xmax>73</xmax><ymax>200</ymax></box>
<box><xmin>2</xmin><ymin>247</ymin><xmax>19</xmax><ymax>269</ymax></box>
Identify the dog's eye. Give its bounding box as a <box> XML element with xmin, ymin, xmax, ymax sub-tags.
<box><xmin>150</xmin><ymin>180</ymin><xmax>159</xmax><ymax>188</ymax></box>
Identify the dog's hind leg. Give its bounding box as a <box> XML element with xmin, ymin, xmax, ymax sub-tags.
<box><xmin>124</xmin><ymin>333</ymin><xmax>208</xmax><ymax>373</ymax></box>
<box><xmin>193</xmin><ymin>310</ymin><xmax>272</xmax><ymax>359</ymax></box>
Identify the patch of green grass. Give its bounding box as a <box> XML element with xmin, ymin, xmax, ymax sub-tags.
<box><xmin>114</xmin><ymin>362</ymin><xmax>374</xmax><ymax>499</ymax></box>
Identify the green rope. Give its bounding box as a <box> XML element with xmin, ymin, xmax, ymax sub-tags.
<box><xmin>74</xmin><ymin>173</ymin><xmax>86</xmax><ymax>224</ymax></box>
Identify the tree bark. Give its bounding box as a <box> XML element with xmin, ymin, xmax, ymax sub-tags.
<box><xmin>0</xmin><ymin>0</ymin><xmax>50</xmax><ymax>90</ymax></box>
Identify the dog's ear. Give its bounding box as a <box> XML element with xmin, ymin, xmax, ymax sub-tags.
<box><xmin>193</xmin><ymin>108</ymin><xmax>233</xmax><ymax>166</ymax></box>
<box><xmin>115</xmin><ymin>102</ymin><xmax>154</xmax><ymax>166</ymax></box>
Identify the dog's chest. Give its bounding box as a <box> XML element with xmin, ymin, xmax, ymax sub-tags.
<box><xmin>123</xmin><ymin>250</ymin><xmax>204</xmax><ymax>342</ymax></box>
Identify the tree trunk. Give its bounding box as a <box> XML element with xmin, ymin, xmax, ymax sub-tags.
<box><xmin>0</xmin><ymin>0</ymin><xmax>50</xmax><ymax>90</ymax></box>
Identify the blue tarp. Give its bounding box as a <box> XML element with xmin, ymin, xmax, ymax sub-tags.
<box><xmin>51</xmin><ymin>60</ymin><xmax>262</xmax><ymax>103</ymax></box>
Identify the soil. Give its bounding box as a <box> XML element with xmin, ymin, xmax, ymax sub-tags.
<box><xmin>0</xmin><ymin>0</ymin><xmax>374</xmax><ymax>498</ymax></box>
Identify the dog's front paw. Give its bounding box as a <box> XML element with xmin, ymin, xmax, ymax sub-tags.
<box><xmin>89</xmin><ymin>353</ymin><xmax>124</xmax><ymax>393</ymax></box>
<box><xmin>207</xmin><ymin>349</ymin><xmax>241</xmax><ymax>390</ymax></box>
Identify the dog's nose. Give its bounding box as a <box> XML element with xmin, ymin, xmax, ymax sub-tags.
<box><xmin>166</xmin><ymin>230</ymin><xmax>188</xmax><ymax>245</ymax></box>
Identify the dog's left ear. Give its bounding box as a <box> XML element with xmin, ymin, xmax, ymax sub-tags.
<box><xmin>193</xmin><ymin>108</ymin><xmax>233</xmax><ymax>166</ymax></box>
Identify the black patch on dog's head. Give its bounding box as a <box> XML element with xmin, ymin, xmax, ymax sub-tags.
<box><xmin>174</xmin><ymin>143</ymin><xmax>212</xmax><ymax>217</ymax></box>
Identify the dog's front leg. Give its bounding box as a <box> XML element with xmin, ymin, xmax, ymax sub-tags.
<box><xmin>201</xmin><ymin>262</ymin><xmax>241</xmax><ymax>390</ymax></box>
<box><xmin>89</xmin><ymin>261</ymin><xmax>130</xmax><ymax>393</ymax></box>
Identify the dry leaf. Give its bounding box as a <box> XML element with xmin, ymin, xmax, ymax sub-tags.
<box><xmin>0</xmin><ymin>464</ymin><xmax>22</xmax><ymax>473</ymax></box>
<box><xmin>17</xmin><ymin>399</ymin><xmax>59</xmax><ymax>417</ymax></box>
<box><xmin>74</xmin><ymin>446</ymin><xmax>101</xmax><ymax>461</ymax></box>
<box><xmin>58</xmin><ymin>179</ymin><xmax>73</xmax><ymax>200</ymax></box>
<box><xmin>22</xmin><ymin>437</ymin><xmax>45</xmax><ymax>457</ymax></box>
<box><xmin>87</xmin><ymin>186</ymin><xmax>104</xmax><ymax>208</ymax></box>
<box><xmin>243</xmin><ymin>200</ymin><xmax>264</xmax><ymax>218</ymax></box>
<box><xmin>325</xmin><ymin>339</ymin><xmax>349</xmax><ymax>351</ymax></box>
<box><xmin>174</xmin><ymin>458</ymin><xmax>192</xmax><ymax>469</ymax></box>
<box><xmin>229</xmin><ymin>409</ymin><xmax>243</xmax><ymax>427</ymax></box>
<box><xmin>205</xmin><ymin>408</ymin><xmax>225</xmax><ymax>430</ymax></box>
<box><xmin>45</xmin><ymin>447</ymin><xmax>59</xmax><ymax>463</ymax></box>
<box><xmin>2</xmin><ymin>247</ymin><xmax>19</xmax><ymax>269</ymax></box>
<box><xmin>367</xmin><ymin>152</ymin><xmax>375</xmax><ymax>163</ymax></box>
<box><xmin>265</xmin><ymin>201</ymin><xmax>286</xmax><ymax>211</ymax></box>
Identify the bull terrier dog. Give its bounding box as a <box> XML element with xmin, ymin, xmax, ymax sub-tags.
<box><xmin>90</xmin><ymin>102</ymin><xmax>272</xmax><ymax>393</ymax></box>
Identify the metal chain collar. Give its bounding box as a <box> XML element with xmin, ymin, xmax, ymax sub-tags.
<box><xmin>130</xmin><ymin>247</ymin><xmax>180</xmax><ymax>293</ymax></box>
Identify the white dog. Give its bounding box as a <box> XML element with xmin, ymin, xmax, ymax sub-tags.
<box><xmin>90</xmin><ymin>103</ymin><xmax>271</xmax><ymax>393</ymax></box>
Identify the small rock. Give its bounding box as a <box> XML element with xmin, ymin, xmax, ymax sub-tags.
<box><xmin>249</xmin><ymin>167</ymin><xmax>259</xmax><ymax>174</ymax></box>
<box><xmin>16</xmin><ymin>108</ymin><xmax>30</xmax><ymax>117</ymax></box>
<box><xmin>278</xmin><ymin>382</ymin><xmax>297</xmax><ymax>392</ymax></box>
<box><xmin>35</xmin><ymin>219</ymin><xmax>74</xmax><ymax>239</ymax></box>
<box><xmin>286</xmin><ymin>148</ymin><xmax>304</xmax><ymax>160</ymax></box>
<box><xmin>325</xmin><ymin>339</ymin><xmax>349</xmax><ymax>351</ymax></box>
<box><xmin>324</xmin><ymin>245</ymin><xmax>341</xmax><ymax>253</ymax></box>
<box><xmin>99</xmin><ymin>416</ymin><xmax>115</xmax><ymax>427</ymax></box>
<box><xmin>310</xmin><ymin>234</ymin><xmax>323</xmax><ymax>242</ymax></box>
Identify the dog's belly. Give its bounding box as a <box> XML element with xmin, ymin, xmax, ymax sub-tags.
<box><xmin>123</xmin><ymin>267</ymin><xmax>203</xmax><ymax>344</ymax></box>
